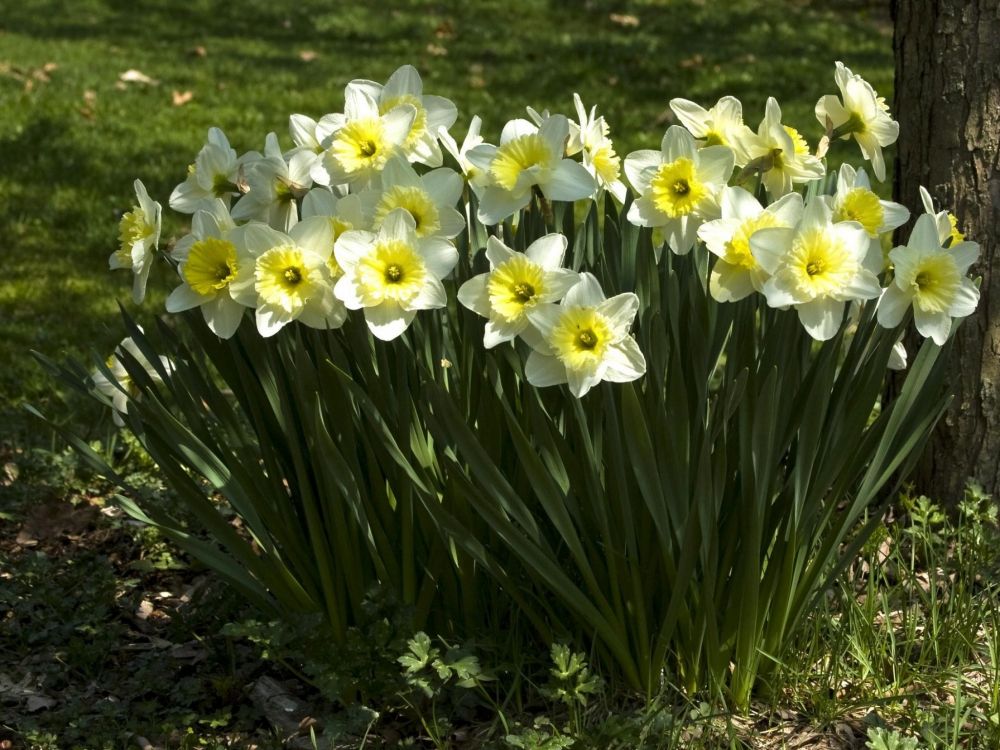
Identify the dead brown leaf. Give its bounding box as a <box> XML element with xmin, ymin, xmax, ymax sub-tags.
<box><xmin>119</xmin><ymin>69</ymin><xmax>159</xmax><ymax>86</ymax></box>
<box><xmin>609</xmin><ymin>12</ymin><xmax>640</xmax><ymax>27</ymax></box>
<box><xmin>171</xmin><ymin>90</ymin><xmax>194</xmax><ymax>106</ymax></box>
<box><xmin>426</xmin><ymin>43</ymin><xmax>448</xmax><ymax>57</ymax></box>
<box><xmin>190</xmin><ymin>45</ymin><xmax>207</xmax><ymax>57</ymax></box>
<box><xmin>298</xmin><ymin>50</ymin><xmax>318</xmax><ymax>62</ymax></box>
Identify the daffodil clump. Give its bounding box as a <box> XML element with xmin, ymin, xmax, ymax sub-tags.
<box><xmin>82</xmin><ymin>62</ymin><xmax>983</xmax><ymax>708</ymax></box>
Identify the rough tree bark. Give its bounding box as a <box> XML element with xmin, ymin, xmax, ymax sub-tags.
<box><xmin>892</xmin><ymin>0</ymin><xmax>1000</xmax><ymax>501</ymax></box>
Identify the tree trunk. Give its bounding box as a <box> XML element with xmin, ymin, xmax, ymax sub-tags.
<box><xmin>892</xmin><ymin>0</ymin><xmax>1000</xmax><ymax>502</ymax></box>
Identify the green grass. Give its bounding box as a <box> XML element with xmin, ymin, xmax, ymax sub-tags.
<box><xmin>0</xmin><ymin>0</ymin><xmax>893</xmax><ymax>443</ymax></box>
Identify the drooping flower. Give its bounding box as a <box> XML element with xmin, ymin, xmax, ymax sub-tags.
<box><xmin>333</xmin><ymin>209</ymin><xmax>458</xmax><ymax>341</ymax></box>
<box><xmin>457</xmin><ymin>234</ymin><xmax>579</xmax><ymax>348</ymax></box>
<box><xmin>877</xmin><ymin>214</ymin><xmax>979</xmax><ymax>345</ymax></box>
<box><xmin>91</xmin><ymin>334</ymin><xmax>173</xmax><ymax>427</ymax></box>
<box><xmin>228</xmin><ymin>217</ymin><xmax>347</xmax><ymax>337</ymax></box>
<box><xmin>566</xmin><ymin>94</ymin><xmax>627</xmax><ymax>203</ymax></box>
<box><xmin>439</xmin><ymin>115</ymin><xmax>489</xmax><ymax>196</ymax></box>
<box><xmin>165</xmin><ymin>200</ymin><xmax>253</xmax><ymax>339</ymax></box>
<box><xmin>736</xmin><ymin>97</ymin><xmax>825</xmax><ymax>197</ymax></box>
<box><xmin>231</xmin><ymin>132</ymin><xmax>315</xmax><ymax>232</ymax></box>
<box><xmin>347</xmin><ymin>65</ymin><xmax>458</xmax><ymax>168</ymax></box>
<box><xmin>828</xmin><ymin>163</ymin><xmax>909</xmax><ymax>268</ymax></box>
<box><xmin>698</xmin><ymin>187</ymin><xmax>803</xmax><ymax>302</ymax></box>
<box><xmin>311</xmin><ymin>87</ymin><xmax>416</xmax><ymax>189</ymax></box>
<box><xmin>669</xmin><ymin>95</ymin><xmax>756</xmax><ymax>166</ymax></box>
<box><xmin>110</xmin><ymin>179</ymin><xmax>161</xmax><ymax>304</ymax></box>
<box><xmin>525</xmin><ymin>273</ymin><xmax>645</xmax><ymax>398</ymax></box>
<box><xmin>918</xmin><ymin>186</ymin><xmax>965</xmax><ymax>247</ymax></box>
<box><xmin>815</xmin><ymin>61</ymin><xmax>899</xmax><ymax>181</ymax></box>
<box><xmin>360</xmin><ymin>156</ymin><xmax>466</xmax><ymax>239</ymax></box>
<box><xmin>466</xmin><ymin>115</ymin><xmax>596</xmax><ymax>225</ymax></box>
<box><xmin>624</xmin><ymin>125</ymin><xmax>735</xmax><ymax>254</ymax></box>
<box><xmin>169</xmin><ymin>128</ymin><xmax>259</xmax><ymax>213</ymax></box>
<box><xmin>751</xmin><ymin>199</ymin><xmax>882</xmax><ymax>340</ymax></box>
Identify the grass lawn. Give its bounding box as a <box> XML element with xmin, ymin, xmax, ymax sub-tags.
<box><xmin>7</xmin><ymin>2</ymin><xmax>998</xmax><ymax>749</ymax></box>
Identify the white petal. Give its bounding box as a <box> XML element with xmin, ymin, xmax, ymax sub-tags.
<box><xmin>949</xmin><ymin>278</ymin><xmax>980</xmax><ymax>318</ymax></box>
<box><xmin>597</xmin><ymin>293</ymin><xmax>639</xmax><ymax>335</ymax></box>
<box><xmin>525</xmin><ymin>351</ymin><xmax>568</xmax><ymax>388</ymax></box>
<box><xmin>365</xmin><ymin>302</ymin><xmax>415</xmax><ymax>340</ymax></box>
<box><xmin>477</xmin><ymin>187</ymin><xmax>531</xmax><ymax>225</ymax></box>
<box><xmin>602</xmin><ymin>337</ymin><xmax>646</xmax><ymax>382</ymax></box>
<box><xmin>256</xmin><ymin>305</ymin><xmax>294</xmax><ymax>337</ymax></box>
<box><xmin>456</xmin><ymin>274</ymin><xmax>492</xmax><ymax>316</ymax></box>
<box><xmin>697</xmin><ymin>145</ymin><xmax>736</xmax><ymax>186</ymax></box>
<box><xmin>382</xmin><ymin>105</ymin><xmax>418</xmax><ymax>148</ymax></box>
<box><xmin>204</xmin><ymin>296</ymin><xmax>244</xmax><ymax>339</ymax></box>
<box><xmin>914</xmin><ymin>306</ymin><xmax>951</xmax><ymax>346</ymax></box>
<box><xmin>525</xmin><ymin>234</ymin><xmax>568</xmax><ymax>269</ymax></box>
<box><xmin>166</xmin><ymin>284</ymin><xmax>208</xmax><ymax>313</ymax></box>
<box><xmin>876</xmin><ymin>285</ymin><xmax>911</xmax><ymax>329</ymax></box>
<box><xmin>661</xmin><ymin>126</ymin><xmax>696</xmax><ymax>162</ymax></box>
<box><xmin>384</xmin><ymin>64</ymin><xmax>422</xmax><ymax>99</ymax></box>
<box><xmin>710</xmin><ymin>263</ymin><xmax>756</xmax><ymax>302</ymax></box>
<box><xmin>950</xmin><ymin>241</ymin><xmax>980</xmax><ymax>275</ymax></box>
<box><xmin>567</xmin><ymin>366</ymin><xmax>602</xmax><ymax>398</ymax></box>
<box><xmin>721</xmin><ymin>186</ymin><xmax>762</xmax><ymax>221</ymax></box>
<box><xmin>750</xmin><ymin>227</ymin><xmax>795</xmax><ymax>274</ymax></box>
<box><xmin>419</xmin><ymin>238</ymin><xmax>459</xmax><ymax>279</ymax></box>
<box><xmin>422</xmin><ymin>167</ymin><xmax>464</xmax><ymax>207</ymax></box>
<box><xmin>908</xmin><ymin>214</ymin><xmax>943</xmax><ymax>251</ymax></box>
<box><xmin>334</xmin><ymin>230</ymin><xmax>376</xmax><ymax>270</ymax></box>
<box><xmin>541</xmin><ymin>159</ymin><xmax>596</xmax><ymax>202</ymax></box>
<box><xmin>798</xmin><ymin>298</ymin><xmax>844</xmax><ymax>341</ymax></box>
<box><xmin>289</xmin><ymin>215</ymin><xmax>334</xmax><ymax>260</ymax></box>
<box><xmin>563</xmin><ymin>273</ymin><xmax>606</xmax><ymax>307</ymax></box>
<box><xmin>485</xmin><ymin>235</ymin><xmax>516</xmax><ymax>267</ymax></box>
<box><xmin>407</xmin><ymin>276</ymin><xmax>447</xmax><ymax>310</ymax></box>
<box><xmin>623</xmin><ymin>150</ymin><xmax>662</xmax><ymax>193</ymax></box>
<box><xmin>483</xmin><ymin>317</ymin><xmax>524</xmax><ymax>348</ymax></box>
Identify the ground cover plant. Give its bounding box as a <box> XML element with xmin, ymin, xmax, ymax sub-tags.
<box><xmin>5</xmin><ymin>1</ymin><xmax>1000</xmax><ymax>748</ymax></box>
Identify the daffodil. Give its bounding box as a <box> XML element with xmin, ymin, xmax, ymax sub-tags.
<box><xmin>624</xmin><ymin>125</ymin><xmax>735</xmax><ymax>254</ymax></box>
<box><xmin>110</xmin><ymin>179</ymin><xmax>161</xmax><ymax>304</ymax></box>
<box><xmin>346</xmin><ymin>65</ymin><xmax>458</xmax><ymax>167</ymax></box>
<box><xmin>698</xmin><ymin>187</ymin><xmax>803</xmax><ymax>302</ymax></box>
<box><xmin>333</xmin><ymin>209</ymin><xmax>458</xmax><ymax>341</ymax></box>
<box><xmin>359</xmin><ymin>156</ymin><xmax>465</xmax><ymax>239</ymax></box>
<box><xmin>877</xmin><ymin>214</ymin><xmax>979</xmax><ymax>345</ymax></box>
<box><xmin>751</xmin><ymin>199</ymin><xmax>881</xmax><ymax>340</ymax></box>
<box><xmin>228</xmin><ymin>217</ymin><xmax>347</xmax><ymax>337</ymax></box>
<box><xmin>815</xmin><ymin>61</ymin><xmax>899</xmax><ymax>181</ymax></box>
<box><xmin>918</xmin><ymin>186</ymin><xmax>966</xmax><ymax>247</ymax></box>
<box><xmin>828</xmin><ymin>163</ymin><xmax>909</xmax><ymax>268</ymax></box>
<box><xmin>231</xmin><ymin>132</ymin><xmax>315</xmax><ymax>232</ymax></box>
<box><xmin>566</xmin><ymin>93</ymin><xmax>627</xmax><ymax>203</ymax></box>
<box><xmin>457</xmin><ymin>234</ymin><xmax>579</xmax><ymax>348</ymax></box>
<box><xmin>439</xmin><ymin>115</ymin><xmax>489</xmax><ymax>196</ymax></box>
<box><xmin>466</xmin><ymin>115</ymin><xmax>596</xmax><ymax>225</ymax></box>
<box><xmin>165</xmin><ymin>200</ymin><xmax>255</xmax><ymax>339</ymax></box>
<box><xmin>170</xmin><ymin>128</ymin><xmax>259</xmax><ymax>213</ymax></box>
<box><xmin>736</xmin><ymin>98</ymin><xmax>825</xmax><ymax>197</ymax></box>
<box><xmin>669</xmin><ymin>95</ymin><xmax>756</xmax><ymax>166</ymax></box>
<box><xmin>312</xmin><ymin>87</ymin><xmax>416</xmax><ymax>189</ymax></box>
<box><xmin>524</xmin><ymin>273</ymin><xmax>645</xmax><ymax>398</ymax></box>
<box><xmin>91</xmin><ymin>334</ymin><xmax>173</xmax><ymax>426</ymax></box>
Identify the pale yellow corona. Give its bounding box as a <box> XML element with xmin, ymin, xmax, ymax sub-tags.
<box><xmin>487</xmin><ymin>256</ymin><xmax>547</xmax><ymax>323</ymax></box>
<box><xmin>550</xmin><ymin>307</ymin><xmax>614</xmax><ymax>372</ymax></box>
<box><xmin>355</xmin><ymin>239</ymin><xmax>427</xmax><ymax>305</ymax></box>
<box><xmin>590</xmin><ymin>145</ymin><xmax>622</xmax><ymax>187</ymax></box>
<box><xmin>255</xmin><ymin>245</ymin><xmax>323</xmax><ymax>314</ymax></box>
<box><xmin>491</xmin><ymin>134</ymin><xmax>554</xmax><ymax>191</ymax></box>
<box><xmin>907</xmin><ymin>255</ymin><xmax>962</xmax><ymax>314</ymax></box>
<box><xmin>724</xmin><ymin>213</ymin><xmax>784</xmax><ymax>270</ymax></box>
<box><xmin>786</xmin><ymin>229</ymin><xmax>857</xmax><ymax>298</ymax></box>
<box><xmin>836</xmin><ymin>188</ymin><xmax>884</xmax><ymax>235</ymax></box>
<box><xmin>329</xmin><ymin>118</ymin><xmax>391</xmax><ymax>174</ymax></box>
<box><xmin>783</xmin><ymin>126</ymin><xmax>810</xmax><ymax>156</ymax></box>
<box><xmin>183</xmin><ymin>237</ymin><xmax>239</xmax><ymax>297</ymax></box>
<box><xmin>650</xmin><ymin>158</ymin><xmax>706</xmax><ymax>218</ymax></box>
<box><xmin>374</xmin><ymin>186</ymin><xmax>441</xmax><ymax>237</ymax></box>
<box><xmin>116</xmin><ymin>208</ymin><xmax>153</xmax><ymax>265</ymax></box>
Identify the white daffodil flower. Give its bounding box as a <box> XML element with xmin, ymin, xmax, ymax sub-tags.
<box><xmin>359</xmin><ymin>156</ymin><xmax>466</xmax><ymax>240</ymax></box>
<box><xmin>231</xmin><ymin>132</ymin><xmax>315</xmax><ymax>232</ymax></box>
<box><xmin>624</xmin><ymin>125</ymin><xmax>735</xmax><ymax>254</ymax></box>
<box><xmin>311</xmin><ymin>87</ymin><xmax>417</xmax><ymax>189</ymax></box>
<box><xmin>91</xmin><ymin>334</ymin><xmax>173</xmax><ymax>427</ymax></box>
<box><xmin>888</xmin><ymin>338</ymin><xmax>908</xmax><ymax>371</ymax></box>
<box><xmin>524</xmin><ymin>273</ymin><xmax>645</xmax><ymax>398</ymax></box>
<box><xmin>877</xmin><ymin>214</ymin><xmax>980</xmax><ymax>345</ymax></box>
<box><xmin>751</xmin><ymin>199</ymin><xmax>882</xmax><ymax>341</ymax></box>
<box><xmin>669</xmin><ymin>95</ymin><xmax>756</xmax><ymax>167</ymax></box>
<box><xmin>566</xmin><ymin>93</ymin><xmax>627</xmax><ymax>203</ymax></box>
<box><xmin>347</xmin><ymin>65</ymin><xmax>458</xmax><ymax>168</ymax></box>
<box><xmin>466</xmin><ymin>115</ymin><xmax>596</xmax><ymax>225</ymax></box>
<box><xmin>165</xmin><ymin>200</ymin><xmax>254</xmax><ymax>339</ymax></box>
<box><xmin>457</xmin><ymin>234</ymin><xmax>579</xmax><ymax>348</ymax></box>
<box><xmin>439</xmin><ymin>115</ymin><xmax>489</xmax><ymax>197</ymax></box>
<box><xmin>110</xmin><ymin>179</ymin><xmax>161</xmax><ymax>304</ymax></box>
<box><xmin>333</xmin><ymin>209</ymin><xmax>458</xmax><ymax>341</ymax></box>
<box><xmin>170</xmin><ymin>128</ymin><xmax>259</xmax><ymax>213</ymax></box>
<box><xmin>815</xmin><ymin>61</ymin><xmax>899</xmax><ymax>182</ymax></box>
<box><xmin>228</xmin><ymin>218</ymin><xmax>347</xmax><ymax>337</ymax></box>
<box><xmin>827</xmin><ymin>164</ymin><xmax>909</xmax><ymax>268</ymax></box>
<box><xmin>918</xmin><ymin>186</ymin><xmax>966</xmax><ymax>247</ymax></box>
<box><xmin>698</xmin><ymin>187</ymin><xmax>803</xmax><ymax>302</ymax></box>
<box><xmin>736</xmin><ymin>98</ymin><xmax>825</xmax><ymax>198</ymax></box>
